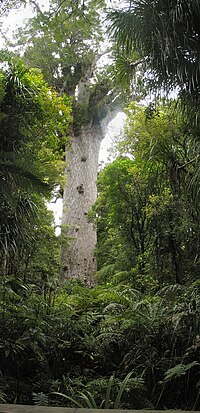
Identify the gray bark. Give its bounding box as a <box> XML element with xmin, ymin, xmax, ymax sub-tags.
<box><xmin>61</xmin><ymin>123</ymin><xmax>102</xmax><ymax>284</ymax></box>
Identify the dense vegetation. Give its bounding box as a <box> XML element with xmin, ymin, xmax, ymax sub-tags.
<box><xmin>0</xmin><ymin>0</ymin><xmax>200</xmax><ymax>410</ymax></box>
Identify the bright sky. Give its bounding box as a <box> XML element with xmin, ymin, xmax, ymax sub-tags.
<box><xmin>0</xmin><ymin>5</ymin><xmax>33</xmax><ymax>44</ymax></box>
<box><xmin>99</xmin><ymin>112</ymin><xmax>126</xmax><ymax>164</ymax></box>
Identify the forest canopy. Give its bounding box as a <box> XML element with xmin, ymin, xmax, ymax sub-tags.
<box><xmin>0</xmin><ymin>0</ymin><xmax>200</xmax><ymax>410</ymax></box>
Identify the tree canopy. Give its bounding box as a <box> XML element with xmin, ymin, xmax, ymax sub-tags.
<box><xmin>109</xmin><ymin>0</ymin><xmax>200</xmax><ymax>100</ymax></box>
<box><xmin>15</xmin><ymin>0</ymin><xmax>106</xmax><ymax>92</ymax></box>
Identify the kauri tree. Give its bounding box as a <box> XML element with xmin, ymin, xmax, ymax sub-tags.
<box><xmin>14</xmin><ymin>0</ymin><xmax>120</xmax><ymax>283</ymax></box>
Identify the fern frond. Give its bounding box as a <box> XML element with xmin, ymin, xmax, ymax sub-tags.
<box><xmin>33</xmin><ymin>392</ymin><xmax>49</xmax><ymax>406</ymax></box>
<box><xmin>163</xmin><ymin>361</ymin><xmax>199</xmax><ymax>382</ymax></box>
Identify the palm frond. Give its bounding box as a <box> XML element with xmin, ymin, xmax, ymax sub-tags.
<box><xmin>108</xmin><ymin>0</ymin><xmax>200</xmax><ymax>97</ymax></box>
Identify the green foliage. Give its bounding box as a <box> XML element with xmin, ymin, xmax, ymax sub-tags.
<box><xmin>14</xmin><ymin>0</ymin><xmax>106</xmax><ymax>93</ymax></box>
<box><xmin>163</xmin><ymin>361</ymin><xmax>200</xmax><ymax>383</ymax></box>
<box><xmin>50</xmin><ymin>371</ymin><xmax>140</xmax><ymax>409</ymax></box>
<box><xmin>94</xmin><ymin>101</ymin><xmax>200</xmax><ymax>286</ymax></box>
<box><xmin>32</xmin><ymin>392</ymin><xmax>49</xmax><ymax>406</ymax></box>
<box><xmin>1</xmin><ymin>279</ymin><xmax>200</xmax><ymax>409</ymax></box>
<box><xmin>8</xmin><ymin>0</ymin><xmax>119</xmax><ymax>132</ymax></box>
<box><xmin>0</xmin><ymin>58</ymin><xmax>71</xmax><ymax>286</ymax></box>
<box><xmin>109</xmin><ymin>0</ymin><xmax>200</xmax><ymax>100</ymax></box>
<box><xmin>1</xmin><ymin>2</ymin><xmax>200</xmax><ymax>412</ymax></box>
<box><xmin>94</xmin><ymin>156</ymin><xmax>152</xmax><ymax>274</ymax></box>
<box><xmin>96</xmin><ymin>264</ymin><xmax>116</xmax><ymax>284</ymax></box>
<box><xmin>73</xmin><ymin>102</ymin><xmax>91</xmax><ymax>135</ymax></box>
<box><xmin>0</xmin><ymin>59</ymin><xmax>71</xmax><ymax>189</ymax></box>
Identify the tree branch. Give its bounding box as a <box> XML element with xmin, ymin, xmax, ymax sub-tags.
<box><xmin>29</xmin><ymin>0</ymin><xmax>42</xmax><ymax>13</ymax></box>
<box><xmin>178</xmin><ymin>155</ymin><xmax>199</xmax><ymax>170</ymax></box>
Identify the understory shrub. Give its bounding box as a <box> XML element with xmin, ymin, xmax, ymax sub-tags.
<box><xmin>0</xmin><ymin>279</ymin><xmax>200</xmax><ymax>409</ymax></box>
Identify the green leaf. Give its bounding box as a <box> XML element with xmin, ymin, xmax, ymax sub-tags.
<box><xmin>163</xmin><ymin>361</ymin><xmax>200</xmax><ymax>382</ymax></box>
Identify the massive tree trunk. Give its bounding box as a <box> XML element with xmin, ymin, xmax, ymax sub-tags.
<box><xmin>61</xmin><ymin>122</ymin><xmax>102</xmax><ymax>284</ymax></box>
<box><xmin>60</xmin><ymin>56</ymin><xmax>118</xmax><ymax>284</ymax></box>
